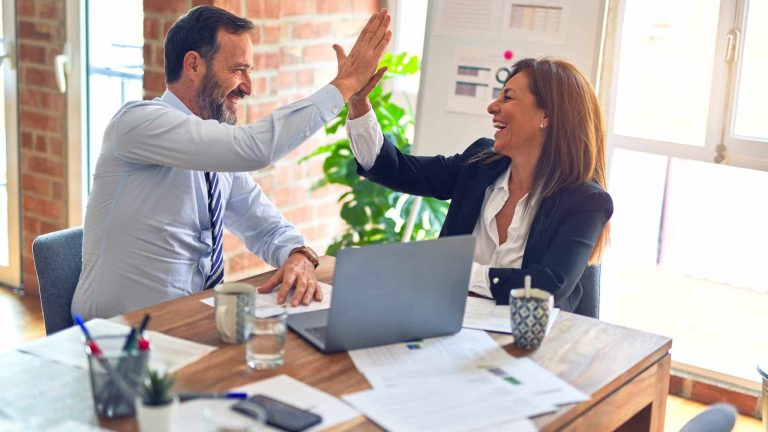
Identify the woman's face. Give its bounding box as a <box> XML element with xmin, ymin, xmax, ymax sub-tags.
<box><xmin>486</xmin><ymin>71</ymin><xmax>548</xmax><ymax>158</ymax></box>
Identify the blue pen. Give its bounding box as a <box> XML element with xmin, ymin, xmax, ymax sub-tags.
<box><xmin>177</xmin><ymin>392</ymin><xmax>248</xmax><ymax>402</ymax></box>
<box><xmin>74</xmin><ymin>315</ymin><xmax>94</xmax><ymax>342</ymax></box>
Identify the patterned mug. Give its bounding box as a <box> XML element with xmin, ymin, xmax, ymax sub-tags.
<box><xmin>509</xmin><ymin>282</ymin><xmax>553</xmax><ymax>350</ymax></box>
<box><xmin>214</xmin><ymin>283</ymin><xmax>256</xmax><ymax>344</ymax></box>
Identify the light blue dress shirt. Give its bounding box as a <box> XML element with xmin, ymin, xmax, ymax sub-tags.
<box><xmin>71</xmin><ymin>85</ymin><xmax>344</xmax><ymax>319</ymax></box>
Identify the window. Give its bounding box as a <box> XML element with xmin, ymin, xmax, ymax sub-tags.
<box><xmin>601</xmin><ymin>0</ymin><xmax>768</xmax><ymax>385</ymax></box>
<box><xmin>65</xmin><ymin>0</ymin><xmax>143</xmax><ymax>220</ymax></box>
<box><xmin>0</xmin><ymin>0</ymin><xmax>20</xmax><ymax>288</ymax></box>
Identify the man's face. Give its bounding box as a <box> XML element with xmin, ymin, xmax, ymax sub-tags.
<box><xmin>196</xmin><ymin>30</ymin><xmax>254</xmax><ymax>125</ymax></box>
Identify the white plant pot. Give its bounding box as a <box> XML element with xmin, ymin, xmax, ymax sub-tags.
<box><xmin>136</xmin><ymin>397</ymin><xmax>178</xmax><ymax>432</ymax></box>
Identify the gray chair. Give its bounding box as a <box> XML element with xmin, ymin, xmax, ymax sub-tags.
<box><xmin>32</xmin><ymin>227</ymin><xmax>83</xmax><ymax>335</ymax></box>
<box><xmin>679</xmin><ymin>403</ymin><xmax>737</xmax><ymax>432</ymax></box>
<box><xmin>573</xmin><ymin>265</ymin><xmax>600</xmax><ymax>319</ymax></box>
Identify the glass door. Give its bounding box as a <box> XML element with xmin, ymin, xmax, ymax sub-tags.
<box><xmin>0</xmin><ymin>0</ymin><xmax>20</xmax><ymax>288</ymax></box>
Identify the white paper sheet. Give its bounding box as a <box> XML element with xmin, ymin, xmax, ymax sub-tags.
<box><xmin>201</xmin><ymin>282</ymin><xmax>333</xmax><ymax>315</ymax></box>
<box><xmin>348</xmin><ymin>329</ymin><xmax>512</xmax><ymax>388</ymax></box>
<box><xmin>462</xmin><ymin>296</ymin><xmax>559</xmax><ymax>335</ymax></box>
<box><xmin>343</xmin><ymin>373</ymin><xmax>554</xmax><ymax>432</ymax></box>
<box><xmin>174</xmin><ymin>374</ymin><xmax>359</xmax><ymax>432</ymax></box>
<box><xmin>17</xmin><ymin>318</ymin><xmax>216</xmax><ymax>373</ymax></box>
<box><xmin>349</xmin><ymin>328</ymin><xmax>587</xmax><ymax>408</ymax></box>
<box><xmin>434</xmin><ymin>0</ymin><xmax>497</xmax><ymax>37</ymax></box>
<box><xmin>0</xmin><ymin>351</ymin><xmax>98</xmax><ymax>430</ymax></box>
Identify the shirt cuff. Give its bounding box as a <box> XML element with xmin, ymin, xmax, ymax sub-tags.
<box><xmin>308</xmin><ymin>84</ymin><xmax>345</xmax><ymax>123</ymax></box>
<box><xmin>468</xmin><ymin>262</ymin><xmax>494</xmax><ymax>299</ymax></box>
<box><xmin>347</xmin><ymin>108</ymin><xmax>383</xmax><ymax>171</ymax></box>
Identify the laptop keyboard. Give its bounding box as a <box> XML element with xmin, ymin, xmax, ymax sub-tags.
<box><xmin>305</xmin><ymin>326</ymin><xmax>327</xmax><ymax>343</ymax></box>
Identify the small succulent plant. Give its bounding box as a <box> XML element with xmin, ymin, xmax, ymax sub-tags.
<box><xmin>141</xmin><ymin>368</ymin><xmax>176</xmax><ymax>406</ymax></box>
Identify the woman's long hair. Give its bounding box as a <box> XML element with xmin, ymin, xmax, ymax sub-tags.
<box><xmin>476</xmin><ymin>57</ymin><xmax>609</xmax><ymax>264</ymax></box>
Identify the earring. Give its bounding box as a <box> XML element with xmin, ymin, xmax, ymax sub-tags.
<box><xmin>539</xmin><ymin>123</ymin><xmax>545</xmax><ymax>129</ymax></box>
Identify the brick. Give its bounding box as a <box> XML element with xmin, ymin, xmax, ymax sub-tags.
<box><xmin>223</xmin><ymin>232</ymin><xmax>246</xmax><ymax>252</ymax></box>
<box><xmin>22</xmin><ymin>195</ymin><xmax>63</xmax><ymax>220</ymax></box>
<box><xmin>281</xmin><ymin>0</ymin><xmax>308</xmax><ymax>16</ymax></box>
<box><xmin>689</xmin><ymin>381</ymin><xmax>759</xmax><ymax>416</ymax></box>
<box><xmin>296</xmin><ymin>69</ymin><xmax>314</xmax><ymax>86</ymax></box>
<box><xmin>18</xmin><ymin>20</ymin><xmax>55</xmax><ymax>42</ymax></box>
<box><xmin>246</xmin><ymin>101</ymin><xmax>278</xmax><ymax>123</ymax></box>
<box><xmin>351</xmin><ymin>0</ymin><xmax>377</xmax><ymax>13</ymax></box>
<box><xmin>19</xmin><ymin>44</ymin><xmax>46</xmax><ymax>64</ymax></box>
<box><xmin>144</xmin><ymin>70</ymin><xmax>166</xmax><ymax>94</ymax></box>
<box><xmin>22</xmin><ymin>175</ymin><xmax>51</xmax><ymax>197</ymax></box>
<box><xmin>226</xmin><ymin>251</ymin><xmax>267</xmax><ymax>275</ymax></box>
<box><xmin>144</xmin><ymin>17</ymin><xmax>160</xmax><ymax>40</ymax></box>
<box><xmin>20</xmin><ymin>110</ymin><xmax>61</xmax><ymax>134</ymax></box>
<box><xmin>280</xmin><ymin>46</ymin><xmax>302</xmax><ymax>65</ymax></box>
<box><xmin>35</xmin><ymin>135</ymin><xmax>46</xmax><ymax>152</ymax></box>
<box><xmin>23</xmin><ymin>215</ymin><xmax>40</xmax><ymax>233</ymax></box>
<box><xmin>19</xmin><ymin>89</ymin><xmax>63</xmax><ymax>112</ymax></box>
<box><xmin>26</xmin><ymin>155</ymin><xmax>64</xmax><ymax>177</ymax></box>
<box><xmin>263</xmin><ymin>24</ymin><xmax>280</xmax><ymax>43</ymax></box>
<box><xmin>316</xmin><ymin>0</ymin><xmax>351</xmax><ymax>14</ymax></box>
<box><xmin>283</xmin><ymin>205</ymin><xmax>313</xmax><ymax>223</ymax></box>
<box><xmin>52</xmin><ymin>181</ymin><xmax>64</xmax><ymax>199</ymax></box>
<box><xmin>48</xmin><ymin>137</ymin><xmax>64</xmax><ymax>157</ymax></box>
<box><xmin>144</xmin><ymin>0</ymin><xmax>190</xmax><ymax>16</ymax></box>
<box><xmin>292</xmin><ymin>22</ymin><xmax>332</xmax><ymax>39</ymax></box>
<box><xmin>37</xmin><ymin>0</ymin><xmax>62</xmax><ymax>20</ymax></box>
<box><xmin>333</xmin><ymin>19</ymin><xmax>367</xmax><ymax>39</ymax></box>
<box><xmin>17</xmin><ymin>0</ymin><xmax>35</xmax><ymax>17</ymax></box>
<box><xmin>247</xmin><ymin>0</ymin><xmax>280</xmax><ymax>19</ymax></box>
<box><xmin>144</xmin><ymin>45</ymin><xmax>154</xmax><ymax>66</ymax></box>
<box><xmin>23</xmin><ymin>66</ymin><xmax>59</xmax><ymax>91</ymax></box>
<box><xmin>21</xmin><ymin>132</ymin><xmax>34</xmax><ymax>150</ymax></box>
<box><xmin>212</xmin><ymin>0</ymin><xmax>244</xmax><ymax>15</ymax></box>
<box><xmin>302</xmin><ymin>44</ymin><xmax>336</xmax><ymax>63</ymax></box>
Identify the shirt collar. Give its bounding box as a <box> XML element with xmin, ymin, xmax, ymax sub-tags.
<box><xmin>493</xmin><ymin>165</ymin><xmax>512</xmax><ymax>191</ymax></box>
<box><xmin>159</xmin><ymin>89</ymin><xmax>194</xmax><ymax>116</ymax></box>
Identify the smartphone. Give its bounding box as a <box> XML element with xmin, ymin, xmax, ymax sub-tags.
<box><xmin>231</xmin><ymin>394</ymin><xmax>322</xmax><ymax>432</ymax></box>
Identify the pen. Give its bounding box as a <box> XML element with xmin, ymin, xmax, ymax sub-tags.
<box><xmin>73</xmin><ymin>315</ymin><xmax>137</xmax><ymax>399</ymax></box>
<box><xmin>137</xmin><ymin>313</ymin><xmax>151</xmax><ymax>336</ymax></box>
<box><xmin>178</xmin><ymin>392</ymin><xmax>248</xmax><ymax>402</ymax></box>
<box><xmin>121</xmin><ymin>327</ymin><xmax>137</xmax><ymax>352</ymax></box>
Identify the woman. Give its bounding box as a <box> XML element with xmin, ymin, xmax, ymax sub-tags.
<box><xmin>345</xmin><ymin>58</ymin><xmax>612</xmax><ymax>314</ymax></box>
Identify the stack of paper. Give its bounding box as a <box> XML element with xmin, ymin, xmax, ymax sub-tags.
<box><xmin>17</xmin><ymin>318</ymin><xmax>216</xmax><ymax>373</ymax></box>
<box><xmin>343</xmin><ymin>329</ymin><xmax>588</xmax><ymax>432</ymax></box>
<box><xmin>463</xmin><ymin>296</ymin><xmax>560</xmax><ymax>334</ymax></box>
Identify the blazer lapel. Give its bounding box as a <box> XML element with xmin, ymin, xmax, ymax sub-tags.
<box><xmin>446</xmin><ymin>157</ymin><xmax>510</xmax><ymax>235</ymax></box>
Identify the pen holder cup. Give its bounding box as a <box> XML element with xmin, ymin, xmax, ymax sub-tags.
<box><xmin>86</xmin><ymin>335</ymin><xmax>148</xmax><ymax>418</ymax></box>
<box><xmin>509</xmin><ymin>288</ymin><xmax>554</xmax><ymax>350</ymax></box>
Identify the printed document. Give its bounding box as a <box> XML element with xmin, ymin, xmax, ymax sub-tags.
<box><xmin>462</xmin><ymin>296</ymin><xmax>559</xmax><ymax>334</ymax></box>
<box><xmin>17</xmin><ymin>318</ymin><xmax>215</xmax><ymax>372</ymax></box>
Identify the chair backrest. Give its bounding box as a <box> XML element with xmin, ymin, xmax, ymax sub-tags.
<box><xmin>32</xmin><ymin>227</ymin><xmax>83</xmax><ymax>335</ymax></box>
<box><xmin>573</xmin><ymin>265</ymin><xmax>600</xmax><ymax>319</ymax></box>
<box><xmin>679</xmin><ymin>403</ymin><xmax>737</xmax><ymax>432</ymax></box>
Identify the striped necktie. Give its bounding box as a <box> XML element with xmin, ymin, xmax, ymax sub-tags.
<box><xmin>204</xmin><ymin>172</ymin><xmax>224</xmax><ymax>289</ymax></box>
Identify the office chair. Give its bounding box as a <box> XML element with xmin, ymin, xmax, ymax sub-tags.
<box><xmin>32</xmin><ymin>227</ymin><xmax>83</xmax><ymax>335</ymax></box>
<box><xmin>679</xmin><ymin>403</ymin><xmax>737</xmax><ymax>432</ymax></box>
<box><xmin>573</xmin><ymin>265</ymin><xmax>600</xmax><ymax>319</ymax></box>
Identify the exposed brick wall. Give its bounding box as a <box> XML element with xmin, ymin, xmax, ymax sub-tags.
<box><xmin>143</xmin><ymin>0</ymin><xmax>378</xmax><ymax>281</ymax></box>
<box><xmin>17</xmin><ymin>0</ymin><xmax>69</xmax><ymax>295</ymax></box>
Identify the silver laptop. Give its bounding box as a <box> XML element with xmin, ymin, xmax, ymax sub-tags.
<box><xmin>288</xmin><ymin>235</ymin><xmax>476</xmax><ymax>353</ymax></box>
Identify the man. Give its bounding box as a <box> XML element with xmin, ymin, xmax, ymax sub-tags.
<box><xmin>71</xmin><ymin>6</ymin><xmax>391</xmax><ymax>319</ymax></box>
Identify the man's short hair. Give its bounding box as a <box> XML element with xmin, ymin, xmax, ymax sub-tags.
<box><xmin>164</xmin><ymin>6</ymin><xmax>254</xmax><ymax>84</ymax></box>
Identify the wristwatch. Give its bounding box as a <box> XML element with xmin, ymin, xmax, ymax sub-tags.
<box><xmin>288</xmin><ymin>246</ymin><xmax>320</xmax><ymax>268</ymax></box>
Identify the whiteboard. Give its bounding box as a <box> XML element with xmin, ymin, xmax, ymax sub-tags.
<box><xmin>413</xmin><ymin>0</ymin><xmax>607</xmax><ymax>156</ymax></box>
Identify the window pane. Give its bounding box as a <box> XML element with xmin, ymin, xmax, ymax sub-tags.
<box><xmin>393</xmin><ymin>0</ymin><xmax>428</xmax><ymax>94</ymax></box>
<box><xmin>1</xmin><ymin>2</ymin><xmax>8</xmax><ymax>267</ymax></box>
<box><xmin>732</xmin><ymin>0</ymin><xmax>768</xmax><ymax>140</ymax></box>
<box><xmin>87</xmin><ymin>0</ymin><xmax>144</xmax><ymax>192</ymax></box>
<box><xmin>612</xmin><ymin>0</ymin><xmax>720</xmax><ymax>146</ymax></box>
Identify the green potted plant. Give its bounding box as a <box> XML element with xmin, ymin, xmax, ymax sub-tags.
<box><xmin>136</xmin><ymin>367</ymin><xmax>177</xmax><ymax>432</ymax></box>
<box><xmin>301</xmin><ymin>52</ymin><xmax>448</xmax><ymax>255</ymax></box>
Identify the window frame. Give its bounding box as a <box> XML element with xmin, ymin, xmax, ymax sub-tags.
<box><xmin>603</xmin><ymin>0</ymin><xmax>767</xmax><ymax>171</ymax></box>
<box><xmin>0</xmin><ymin>0</ymin><xmax>21</xmax><ymax>288</ymax></box>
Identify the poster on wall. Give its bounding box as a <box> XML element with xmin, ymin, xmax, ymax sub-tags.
<box><xmin>500</xmin><ymin>0</ymin><xmax>570</xmax><ymax>44</ymax></box>
<box><xmin>446</xmin><ymin>46</ymin><xmax>543</xmax><ymax>116</ymax></box>
<box><xmin>433</xmin><ymin>0</ymin><xmax>498</xmax><ymax>38</ymax></box>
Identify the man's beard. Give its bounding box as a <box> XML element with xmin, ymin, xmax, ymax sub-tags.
<box><xmin>196</xmin><ymin>71</ymin><xmax>244</xmax><ymax>125</ymax></box>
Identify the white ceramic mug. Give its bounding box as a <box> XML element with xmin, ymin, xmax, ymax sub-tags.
<box><xmin>214</xmin><ymin>283</ymin><xmax>255</xmax><ymax>344</ymax></box>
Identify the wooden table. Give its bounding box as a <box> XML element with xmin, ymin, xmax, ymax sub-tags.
<box><xmin>103</xmin><ymin>256</ymin><xmax>672</xmax><ymax>431</ymax></box>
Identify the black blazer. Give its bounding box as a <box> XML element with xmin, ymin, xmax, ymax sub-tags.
<box><xmin>358</xmin><ymin>138</ymin><xmax>614</xmax><ymax>313</ymax></box>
